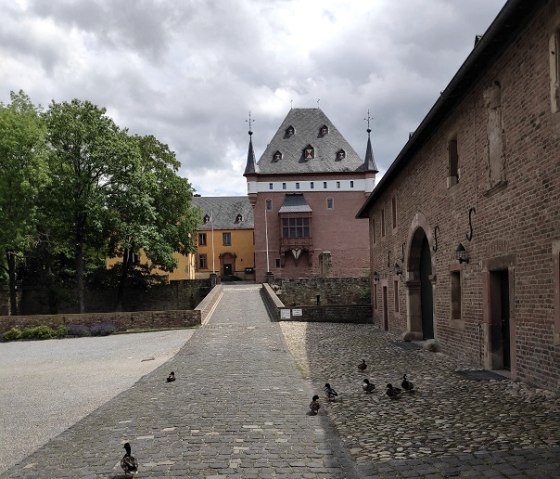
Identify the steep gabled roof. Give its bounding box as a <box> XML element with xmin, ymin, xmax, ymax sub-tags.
<box><xmin>255</xmin><ymin>108</ymin><xmax>366</xmax><ymax>175</ymax></box>
<box><xmin>192</xmin><ymin>196</ymin><xmax>254</xmax><ymax>230</ymax></box>
<box><xmin>243</xmin><ymin>131</ymin><xmax>258</xmax><ymax>175</ymax></box>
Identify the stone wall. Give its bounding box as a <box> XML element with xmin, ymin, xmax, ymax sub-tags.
<box><xmin>18</xmin><ymin>279</ymin><xmax>211</xmax><ymax>315</ymax></box>
<box><xmin>272</xmin><ymin>277</ymin><xmax>370</xmax><ymax>306</ymax></box>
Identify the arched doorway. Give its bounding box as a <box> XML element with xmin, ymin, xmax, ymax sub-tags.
<box><xmin>407</xmin><ymin>227</ymin><xmax>435</xmax><ymax>340</ymax></box>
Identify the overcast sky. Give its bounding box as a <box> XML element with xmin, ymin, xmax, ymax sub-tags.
<box><xmin>1</xmin><ymin>0</ymin><xmax>507</xmax><ymax>197</ymax></box>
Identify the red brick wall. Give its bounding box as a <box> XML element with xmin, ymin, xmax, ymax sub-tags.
<box><xmin>366</xmin><ymin>3</ymin><xmax>560</xmax><ymax>390</ymax></box>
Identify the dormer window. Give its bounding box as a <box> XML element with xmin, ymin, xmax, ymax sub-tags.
<box><xmin>203</xmin><ymin>214</ymin><xmax>210</xmax><ymax>224</ymax></box>
<box><xmin>319</xmin><ymin>125</ymin><xmax>329</xmax><ymax>137</ymax></box>
<box><xmin>235</xmin><ymin>213</ymin><xmax>243</xmax><ymax>223</ymax></box>
<box><xmin>273</xmin><ymin>150</ymin><xmax>282</xmax><ymax>162</ymax></box>
<box><xmin>336</xmin><ymin>149</ymin><xmax>346</xmax><ymax>160</ymax></box>
<box><xmin>303</xmin><ymin>145</ymin><xmax>314</xmax><ymax>159</ymax></box>
<box><xmin>285</xmin><ymin>126</ymin><xmax>295</xmax><ymax>138</ymax></box>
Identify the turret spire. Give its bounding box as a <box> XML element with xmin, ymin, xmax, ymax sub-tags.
<box><xmin>364</xmin><ymin>109</ymin><xmax>378</xmax><ymax>173</ymax></box>
<box><xmin>243</xmin><ymin>111</ymin><xmax>258</xmax><ymax>176</ymax></box>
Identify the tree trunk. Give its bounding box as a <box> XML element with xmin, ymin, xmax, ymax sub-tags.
<box><xmin>115</xmin><ymin>247</ymin><xmax>131</xmax><ymax>312</ymax></box>
<box><xmin>6</xmin><ymin>252</ymin><xmax>17</xmax><ymax>316</ymax></box>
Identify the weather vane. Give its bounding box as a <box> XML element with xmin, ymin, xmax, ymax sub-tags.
<box><xmin>364</xmin><ymin>109</ymin><xmax>373</xmax><ymax>132</ymax></box>
<box><xmin>290</xmin><ymin>99</ymin><xmax>293</xmax><ymax>110</ymax></box>
<box><xmin>317</xmin><ymin>98</ymin><xmax>320</xmax><ymax>108</ymax></box>
<box><xmin>246</xmin><ymin>111</ymin><xmax>254</xmax><ymax>134</ymax></box>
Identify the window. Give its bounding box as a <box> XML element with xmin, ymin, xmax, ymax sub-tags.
<box><xmin>198</xmin><ymin>254</ymin><xmax>207</xmax><ymax>270</ymax></box>
<box><xmin>223</xmin><ymin>232</ymin><xmax>232</xmax><ymax>246</ymax></box>
<box><xmin>266</xmin><ymin>199</ymin><xmax>272</xmax><ymax>210</ymax></box>
<box><xmin>296</xmin><ymin>182</ymin><xmax>300</xmax><ymax>190</ymax></box>
<box><xmin>275</xmin><ymin>258</ymin><xmax>281</xmax><ymax>268</ymax></box>
<box><xmin>236</xmin><ymin>214</ymin><xmax>243</xmax><ymax>223</ymax></box>
<box><xmin>319</xmin><ymin>125</ymin><xmax>328</xmax><ymax>137</ymax></box>
<box><xmin>394</xmin><ymin>280</ymin><xmax>400</xmax><ymax>312</ymax></box>
<box><xmin>269</xmin><ymin>183</ymin><xmax>273</xmax><ymax>190</ymax></box>
<box><xmin>198</xmin><ymin>233</ymin><xmax>207</xmax><ymax>246</ymax></box>
<box><xmin>285</xmin><ymin>126</ymin><xmax>295</xmax><ymax>137</ymax></box>
<box><xmin>282</xmin><ymin>217</ymin><xmax>310</xmax><ymax>238</ymax></box>
<box><xmin>336</xmin><ymin>149</ymin><xmax>345</xmax><ymax>160</ymax></box>
<box><xmin>310</xmin><ymin>182</ymin><xmax>314</xmax><ymax>189</ymax></box>
<box><xmin>451</xmin><ymin>271</ymin><xmax>462</xmax><ymax>320</ymax></box>
<box><xmin>282</xmin><ymin>183</ymin><xmax>286</xmax><ymax>190</ymax></box>
<box><xmin>273</xmin><ymin>151</ymin><xmax>282</xmax><ymax>162</ymax></box>
<box><xmin>381</xmin><ymin>209</ymin><xmax>386</xmax><ymax>237</ymax></box>
<box><xmin>350</xmin><ymin>180</ymin><xmax>354</xmax><ymax>188</ymax></box>
<box><xmin>323</xmin><ymin>182</ymin><xmax>327</xmax><ymax>189</ymax></box>
<box><xmin>550</xmin><ymin>30</ymin><xmax>560</xmax><ymax>113</ymax></box>
<box><xmin>303</xmin><ymin>145</ymin><xmax>314</xmax><ymax>159</ymax></box>
<box><xmin>336</xmin><ymin>181</ymin><xmax>340</xmax><ymax>189</ymax></box>
<box><xmin>203</xmin><ymin>214</ymin><xmax>210</xmax><ymax>224</ymax></box>
<box><xmin>391</xmin><ymin>196</ymin><xmax>397</xmax><ymax>229</ymax></box>
<box><xmin>326</xmin><ymin>198</ymin><xmax>333</xmax><ymax>209</ymax></box>
<box><xmin>448</xmin><ymin>136</ymin><xmax>459</xmax><ymax>186</ymax></box>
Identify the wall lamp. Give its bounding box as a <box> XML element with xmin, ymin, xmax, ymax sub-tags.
<box><xmin>394</xmin><ymin>262</ymin><xmax>403</xmax><ymax>275</ymax></box>
<box><xmin>456</xmin><ymin>243</ymin><xmax>469</xmax><ymax>264</ymax></box>
<box><xmin>373</xmin><ymin>271</ymin><xmax>380</xmax><ymax>282</ymax></box>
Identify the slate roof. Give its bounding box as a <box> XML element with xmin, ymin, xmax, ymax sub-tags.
<box><xmin>192</xmin><ymin>196</ymin><xmax>254</xmax><ymax>230</ymax></box>
<box><xmin>253</xmin><ymin>108</ymin><xmax>371</xmax><ymax>175</ymax></box>
<box><xmin>278</xmin><ymin>194</ymin><xmax>313</xmax><ymax>213</ymax></box>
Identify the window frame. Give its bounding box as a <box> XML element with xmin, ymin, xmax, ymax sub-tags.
<box><xmin>222</xmin><ymin>232</ymin><xmax>232</xmax><ymax>246</ymax></box>
<box><xmin>198</xmin><ymin>233</ymin><xmax>207</xmax><ymax>246</ymax></box>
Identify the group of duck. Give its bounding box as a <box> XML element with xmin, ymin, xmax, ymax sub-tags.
<box><xmin>309</xmin><ymin>359</ymin><xmax>415</xmax><ymax>415</ymax></box>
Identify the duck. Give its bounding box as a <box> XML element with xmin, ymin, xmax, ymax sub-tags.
<box><xmin>401</xmin><ymin>374</ymin><xmax>414</xmax><ymax>392</ymax></box>
<box><xmin>166</xmin><ymin>372</ymin><xmax>176</xmax><ymax>382</ymax></box>
<box><xmin>362</xmin><ymin>378</ymin><xmax>375</xmax><ymax>393</ymax></box>
<box><xmin>358</xmin><ymin>359</ymin><xmax>367</xmax><ymax>371</ymax></box>
<box><xmin>309</xmin><ymin>395</ymin><xmax>321</xmax><ymax>415</ymax></box>
<box><xmin>386</xmin><ymin>383</ymin><xmax>402</xmax><ymax>400</ymax></box>
<box><xmin>120</xmin><ymin>442</ymin><xmax>138</xmax><ymax>478</ymax></box>
<box><xmin>324</xmin><ymin>383</ymin><xmax>338</xmax><ymax>402</ymax></box>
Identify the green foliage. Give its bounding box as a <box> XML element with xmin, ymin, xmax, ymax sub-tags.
<box><xmin>2</xmin><ymin>327</ymin><xmax>22</xmax><ymax>341</ymax></box>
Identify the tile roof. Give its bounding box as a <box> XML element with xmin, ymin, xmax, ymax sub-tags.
<box><xmin>278</xmin><ymin>193</ymin><xmax>313</xmax><ymax>213</ymax></box>
<box><xmin>254</xmin><ymin>108</ymin><xmax>370</xmax><ymax>175</ymax></box>
<box><xmin>192</xmin><ymin>196</ymin><xmax>254</xmax><ymax>230</ymax></box>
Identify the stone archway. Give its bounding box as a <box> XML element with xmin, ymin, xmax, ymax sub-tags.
<box><xmin>405</xmin><ymin>213</ymin><xmax>436</xmax><ymax>340</ymax></box>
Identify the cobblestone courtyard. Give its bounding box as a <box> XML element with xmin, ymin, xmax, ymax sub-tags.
<box><xmin>1</xmin><ymin>284</ymin><xmax>559</xmax><ymax>478</ymax></box>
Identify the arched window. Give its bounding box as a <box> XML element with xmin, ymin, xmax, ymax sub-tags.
<box><xmin>203</xmin><ymin>214</ymin><xmax>210</xmax><ymax>224</ymax></box>
<box><xmin>285</xmin><ymin>125</ymin><xmax>295</xmax><ymax>137</ymax></box>
<box><xmin>236</xmin><ymin>213</ymin><xmax>243</xmax><ymax>223</ymax></box>
<box><xmin>319</xmin><ymin>125</ymin><xmax>329</xmax><ymax>137</ymax></box>
<box><xmin>273</xmin><ymin>150</ymin><xmax>282</xmax><ymax>162</ymax></box>
<box><xmin>336</xmin><ymin>149</ymin><xmax>346</xmax><ymax>160</ymax></box>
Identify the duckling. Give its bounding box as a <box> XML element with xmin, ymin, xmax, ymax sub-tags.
<box><xmin>166</xmin><ymin>371</ymin><xmax>176</xmax><ymax>382</ymax></box>
<box><xmin>309</xmin><ymin>395</ymin><xmax>321</xmax><ymax>415</ymax></box>
<box><xmin>324</xmin><ymin>383</ymin><xmax>338</xmax><ymax>402</ymax></box>
<box><xmin>401</xmin><ymin>374</ymin><xmax>414</xmax><ymax>392</ymax></box>
<box><xmin>358</xmin><ymin>359</ymin><xmax>367</xmax><ymax>371</ymax></box>
<box><xmin>386</xmin><ymin>383</ymin><xmax>402</xmax><ymax>400</ymax></box>
<box><xmin>362</xmin><ymin>378</ymin><xmax>375</xmax><ymax>393</ymax></box>
<box><xmin>120</xmin><ymin>442</ymin><xmax>138</xmax><ymax>478</ymax></box>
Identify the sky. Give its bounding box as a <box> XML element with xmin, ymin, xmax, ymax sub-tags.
<box><xmin>0</xmin><ymin>0</ymin><xmax>508</xmax><ymax>197</ymax></box>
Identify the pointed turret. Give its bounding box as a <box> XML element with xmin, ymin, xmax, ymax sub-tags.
<box><xmin>243</xmin><ymin>130</ymin><xmax>258</xmax><ymax>176</ymax></box>
<box><xmin>364</xmin><ymin>127</ymin><xmax>378</xmax><ymax>173</ymax></box>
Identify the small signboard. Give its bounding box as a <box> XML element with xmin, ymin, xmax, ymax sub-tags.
<box><xmin>280</xmin><ymin>309</ymin><xmax>291</xmax><ymax>320</ymax></box>
<box><xmin>292</xmin><ymin>309</ymin><xmax>303</xmax><ymax>317</ymax></box>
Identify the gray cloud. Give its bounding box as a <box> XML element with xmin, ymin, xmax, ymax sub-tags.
<box><xmin>0</xmin><ymin>0</ymin><xmax>507</xmax><ymax>196</ymax></box>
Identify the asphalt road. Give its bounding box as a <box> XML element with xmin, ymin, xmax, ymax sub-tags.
<box><xmin>0</xmin><ymin>329</ymin><xmax>196</xmax><ymax>475</ymax></box>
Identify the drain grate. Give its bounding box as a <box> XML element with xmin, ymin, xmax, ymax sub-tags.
<box><xmin>454</xmin><ymin>369</ymin><xmax>508</xmax><ymax>381</ymax></box>
<box><xmin>394</xmin><ymin>341</ymin><xmax>422</xmax><ymax>351</ymax></box>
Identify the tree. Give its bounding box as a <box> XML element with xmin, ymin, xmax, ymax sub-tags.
<box><xmin>44</xmin><ymin>99</ymin><xmax>136</xmax><ymax>313</ymax></box>
<box><xmin>0</xmin><ymin>91</ymin><xmax>48</xmax><ymax>315</ymax></box>
<box><xmin>105</xmin><ymin>134</ymin><xmax>200</xmax><ymax>309</ymax></box>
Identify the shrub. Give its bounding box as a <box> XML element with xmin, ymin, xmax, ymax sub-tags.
<box><xmin>2</xmin><ymin>327</ymin><xmax>22</xmax><ymax>341</ymax></box>
<box><xmin>90</xmin><ymin>320</ymin><xmax>116</xmax><ymax>336</ymax></box>
<box><xmin>21</xmin><ymin>325</ymin><xmax>57</xmax><ymax>340</ymax></box>
<box><xmin>66</xmin><ymin>324</ymin><xmax>92</xmax><ymax>337</ymax></box>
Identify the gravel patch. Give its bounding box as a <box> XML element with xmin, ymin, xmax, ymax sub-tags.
<box><xmin>0</xmin><ymin>329</ymin><xmax>196</xmax><ymax>474</ymax></box>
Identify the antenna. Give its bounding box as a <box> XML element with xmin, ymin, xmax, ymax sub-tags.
<box><xmin>364</xmin><ymin>109</ymin><xmax>373</xmax><ymax>132</ymax></box>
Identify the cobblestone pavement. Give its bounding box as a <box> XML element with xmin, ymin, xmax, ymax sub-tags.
<box><xmin>279</xmin><ymin>322</ymin><xmax>560</xmax><ymax>478</ymax></box>
<box><xmin>3</xmin><ymin>285</ymin><xmax>559</xmax><ymax>478</ymax></box>
<box><xmin>1</xmin><ymin>285</ymin><xmax>358</xmax><ymax>479</ymax></box>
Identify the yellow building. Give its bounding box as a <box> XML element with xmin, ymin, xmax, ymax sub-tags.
<box><xmin>192</xmin><ymin>196</ymin><xmax>255</xmax><ymax>280</ymax></box>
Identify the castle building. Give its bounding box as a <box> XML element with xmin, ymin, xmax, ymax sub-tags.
<box><xmin>357</xmin><ymin>0</ymin><xmax>560</xmax><ymax>390</ymax></box>
<box><xmin>244</xmin><ymin>108</ymin><xmax>377</xmax><ymax>283</ymax></box>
